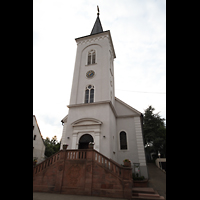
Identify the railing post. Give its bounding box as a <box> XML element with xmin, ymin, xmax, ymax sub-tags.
<box><xmin>83</xmin><ymin>149</ymin><xmax>93</xmax><ymax>195</ymax></box>
<box><xmin>121</xmin><ymin>166</ymin><xmax>133</xmax><ymax>199</ymax></box>
<box><xmin>86</xmin><ymin>149</ymin><xmax>93</xmax><ymax>160</ymax></box>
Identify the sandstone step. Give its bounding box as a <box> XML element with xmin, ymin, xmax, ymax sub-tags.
<box><xmin>132</xmin><ymin>187</ymin><xmax>156</xmax><ymax>194</ymax></box>
<box><xmin>132</xmin><ymin>195</ymin><xmax>165</xmax><ymax>200</ymax></box>
<box><xmin>132</xmin><ymin>193</ymin><xmax>160</xmax><ymax>197</ymax></box>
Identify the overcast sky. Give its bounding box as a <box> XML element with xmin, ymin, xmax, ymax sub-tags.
<box><xmin>33</xmin><ymin>0</ymin><xmax>166</xmax><ymax>141</ymax></box>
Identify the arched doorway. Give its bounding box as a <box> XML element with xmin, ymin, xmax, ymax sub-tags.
<box><xmin>78</xmin><ymin>134</ymin><xmax>94</xmax><ymax>149</ymax></box>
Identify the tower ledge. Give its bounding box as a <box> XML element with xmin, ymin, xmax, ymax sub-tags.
<box><xmin>75</xmin><ymin>30</ymin><xmax>116</xmax><ymax>58</ymax></box>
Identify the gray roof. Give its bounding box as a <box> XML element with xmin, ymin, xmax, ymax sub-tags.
<box><xmin>90</xmin><ymin>14</ymin><xmax>103</xmax><ymax>35</ymax></box>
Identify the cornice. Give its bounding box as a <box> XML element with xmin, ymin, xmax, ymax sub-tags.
<box><xmin>117</xmin><ymin>115</ymin><xmax>137</xmax><ymax>118</ymax></box>
<box><xmin>61</xmin><ymin>115</ymin><xmax>68</xmax><ymax>123</ymax></box>
<box><xmin>67</xmin><ymin>100</ymin><xmax>110</xmax><ymax>108</ymax></box>
<box><xmin>75</xmin><ymin>31</ymin><xmax>109</xmax><ymax>42</ymax></box>
<box><xmin>75</xmin><ymin>30</ymin><xmax>116</xmax><ymax>58</ymax></box>
<box><xmin>67</xmin><ymin>100</ymin><xmax>136</xmax><ymax>119</ymax></box>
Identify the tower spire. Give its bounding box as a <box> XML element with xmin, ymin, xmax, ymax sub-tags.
<box><xmin>90</xmin><ymin>5</ymin><xmax>103</xmax><ymax>35</ymax></box>
<box><xmin>97</xmin><ymin>5</ymin><xmax>99</xmax><ymax>16</ymax></box>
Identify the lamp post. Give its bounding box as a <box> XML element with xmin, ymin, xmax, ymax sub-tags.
<box><xmin>158</xmin><ymin>152</ymin><xmax>162</xmax><ymax>169</ymax></box>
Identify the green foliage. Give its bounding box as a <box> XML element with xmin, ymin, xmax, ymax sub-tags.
<box><xmin>143</xmin><ymin>106</ymin><xmax>166</xmax><ymax>157</ymax></box>
<box><xmin>132</xmin><ymin>173</ymin><xmax>145</xmax><ymax>180</ymax></box>
<box><xmin>44</xmin><ymin>136</ymin><xmax>60</xmax><ymax>157</ymax></box>
<box><xmin>123</xmin><ymin>159</ymin><xmax>131</xmax><ymax>162</ymax></box>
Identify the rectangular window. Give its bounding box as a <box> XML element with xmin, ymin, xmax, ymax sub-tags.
<box><xmin>88</xmin><ymin>55</ymin><xmax>91</xmax><ymax>65</ymax></box>
<box><xmin>90</xmin><ymin>89</ymin><xmax>94</xmax><ymax>103</ymax></box>
<box><xmin>33</xmin><ymin>135</ymin><xmax>36</xmax><ymax>140</ymax></box>
<box><xmin>120</xmin><ymin>131</ymin><xmax>127</xmax><ymax>150</ymax></box>
<box><xmin>92</xmin><ymin>53</ymin><xmax>95</xmax><ymax>64</ymax></box>
<box><xmin>85</xmin><ymin>89</ymin><xmax>89</xmax><ymax>103</ymax></box>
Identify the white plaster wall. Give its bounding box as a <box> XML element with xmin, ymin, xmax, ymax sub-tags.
<box><xmin>116</xmin><ymin>116</ymin><xmax>148</xmax><ymax>178</ymax></box>
<box><xmin>134</xmin><ymin>117</ymin><xmax>146</xmax><ymax>166</ymax></box>
<box><xmin>109</xmin><ymin>105</ymin><xmax>117</xmax><ymax>161</ymax></box>
<box><xmin>33</xmin><ymin>117</ymin><xmax>45</xmax><ymax>163</ymax></box>
<box><xmin>70</xmin><ymin>32</ymin><xmax>115</xmax><ymax>105</ymax></box>
<box><xmin>115</xmin><ymin>100</ymin><xmax>138</xmax><ymax>116</ymax></box>
<box><xmin>61</xmin><ymin>103</ymin><xmax>113</xmax><ymax>159</ymax></box>
<box><xmin>134</xmin><ymin>116</ymin><xmax>148</xmax><ymax>178</ymax></box>
<box><xmin>116</xmin><ymin>117</ymin><xmax>139</xmax><ymax>165</ymax></box>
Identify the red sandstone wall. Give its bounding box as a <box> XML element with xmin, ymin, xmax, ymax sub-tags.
<box><xmin>33</xmin><ymin>150</ymin><xmax>132</xmax><ymax>199</ymax></box>
<box><xmin>92</xmin><ymin>162</ymin><xmax>124</xmax><ymax>198</ymax></box>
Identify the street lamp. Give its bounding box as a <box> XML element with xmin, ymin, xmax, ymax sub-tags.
<box><xmin>158</xmin><ymin>152</ymin><xmax>162</xmax><ymax>169</ymax></box>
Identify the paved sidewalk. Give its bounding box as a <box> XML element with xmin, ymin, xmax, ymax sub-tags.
<box><xmin>33</xmin><ymin>192</ymin><xmax>126</xmax><ymax>200</ymax></box>
<box><xmin>147</xmin><ymin>163</ymin><xmax>166</xmax><ymax>199</ymax></box>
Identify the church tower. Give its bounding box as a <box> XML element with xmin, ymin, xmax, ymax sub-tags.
<box><xmin>61</xmin><ymin>9</ymin><xmax>117</xmax><ymax>160</ymax></box>
<box><xmin>61</xmin><ymin>8</ymin><xmax>148</xmax><ymax>178</ymax></box>
<box><xmin>69</xmin><ymin>10</ymin><xmax>116</xmax><ymax>107</ymax></box>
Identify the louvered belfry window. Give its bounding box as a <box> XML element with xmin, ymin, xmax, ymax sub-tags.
<box><xmin>87</xmin><ymin>50</ymin><xmax>96</xmax><ymax>65</ymax></box>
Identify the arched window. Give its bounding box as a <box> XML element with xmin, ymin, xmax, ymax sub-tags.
<box><xmin>87</xmin><ymin>50</ymin><xmax>96</xmax><ymax>65</ymax></box>
<box><xmin>85</xmin><ymin>85</ymin><xmax>94</xmax><ymax>103</ymax></box>
<box><xmin>120</xmin><ymin>131</ymin><xmax>127</xmax><ymax>150</ymax></box>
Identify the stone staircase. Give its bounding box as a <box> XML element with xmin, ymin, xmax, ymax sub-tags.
<box><xmin>33</xmin><ymin>149</ymin><xmax>133</xmax><ymax>199</ymax></box>
<box><xmin>132</xmin><ymin>187</ymin><xmax>165</xmax><ymax>199</ymax></box>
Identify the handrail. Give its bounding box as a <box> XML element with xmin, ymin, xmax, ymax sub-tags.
<box><xmin>66</xmin><ymin>150</ymin><xmax>87</xmax><ymax>160</ymax></box>
<box><xmin>33</xmin><ymin>149</ymin><xmax>89</xmax><ymax>175</ymax></box>
<box><xmin>93</xmin><ymin>150</ymin><xmax>124</xmax><ymax>179</ymax></box>
<box><xmin>93</xmin><ymin>149</ymin><xmax>124</xmax><ymax>169</ymax></box>
<box><xmin>33</xmin><ymin>150</ymin><xmax>61</xmax><ymax>175</ymax></box>
<box><xmin>33</xmin><ymin>149</ymin><xmax>131</xmax><ymax>180</ymax></box>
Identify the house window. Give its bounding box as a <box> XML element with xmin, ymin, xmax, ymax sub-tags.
<box><xmin>33</xmin><ymin>135</ymin><xmax>36</xmax><ymax>140</ymax></box>
<box><xmin>120</xmin><ymin>131</ymin><xmax>127</xmax><ymax>150</ymax></box>
<box><xmin>87</xmin><ymin>50</ymin><xmax>96</xmax><ymax>65</ymax></box>
<box><xmin>85</xmin><ymin>85</ymin><xmax>94</xmax><ymax>103</ymax></box>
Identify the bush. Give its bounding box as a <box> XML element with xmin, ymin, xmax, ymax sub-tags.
<box><xmin>132</xmin><ymin>173</ymin><xmax>145</xmax><ymax>180</ymax></box>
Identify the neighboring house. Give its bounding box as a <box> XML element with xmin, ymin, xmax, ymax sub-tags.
<box><xmin>60</xmin><ymin>12</ymin><xmax>148</xmax><ymax>178</ymax></box>
<box><xmin>33</xmin><ymin>115</ymin><xmax>45</xmax><ymax>164</ymax></box>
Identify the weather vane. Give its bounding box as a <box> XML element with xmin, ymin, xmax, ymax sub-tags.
<box><xmin>97</xmin><ymin>5</ymin><xmax>100</xmax><ymax>15</ymax></box>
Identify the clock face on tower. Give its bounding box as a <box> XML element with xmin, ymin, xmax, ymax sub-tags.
<box><xmin>86</xmin><ymin>70</ymin><xmax>95</xmax><ymax>78</ymax></box>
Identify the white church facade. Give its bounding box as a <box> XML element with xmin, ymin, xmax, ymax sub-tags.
<box><xmin>60</xmin><ymin>11</ymin><xmax>148</xmax><ymax>178</ymax></box>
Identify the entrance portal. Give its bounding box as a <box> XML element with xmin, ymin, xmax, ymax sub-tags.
<box><xmin>78</xmin><ymin>134</ymin><xmax>94</xmax><ymax>149</ymax></box>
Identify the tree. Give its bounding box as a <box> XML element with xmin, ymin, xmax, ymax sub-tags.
<box><xmin>143</xmin><ymin>106</ymin><xmax>166</xmax><ymax>158</ymax></box>
<box><xmin>44</xmin><ymin>135</ymin><xmax>60</xmax><ymax>157</ymax></box>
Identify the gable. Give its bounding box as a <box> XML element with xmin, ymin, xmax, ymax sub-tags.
<box><xmin>114</xmin><ymin>97</ymin><xmax>141</xmax><ymax>117</ymax></box>
<box><xmin>71</xmin><ymin>118</ymin><xmax>103</xmax><ymax>127</ymax></box>
<box><xmin>33</xmin><ymin>115</ymin><xmax>45</xmax><ymax>145</ymax></box>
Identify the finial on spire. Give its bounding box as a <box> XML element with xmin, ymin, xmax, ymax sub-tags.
<box><xmin>97</xmin><ymin>5</ymin><xmax>100</xmax><ymax>16</ymax></box>
<box><xmin>90</xmin><ymin>5</ymin><xmax>103</xmax><ymax>35</ymax></box>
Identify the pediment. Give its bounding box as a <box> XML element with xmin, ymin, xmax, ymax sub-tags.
<box><xmin>71</xmin><ymin>118</ymin><xmax>102</xmax><ymax>127</ymax></box>
<box><xmin>115</xmin><ymin>97</ymin><xmax>141</xmax><ymax>117</ymax></box>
